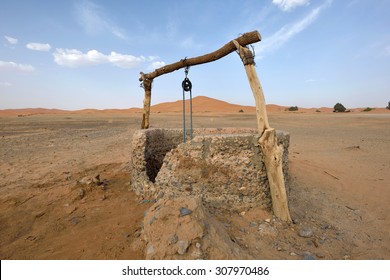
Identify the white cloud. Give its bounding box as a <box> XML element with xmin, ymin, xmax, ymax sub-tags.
<box><xmin>147</xmin><ymin>56</ymin><xmax>160</xmax><ymax>61</ymax></box>
<box><xmin>74</xmin><ymin>0</ymin><xmax>126</xmax><ymax>40</ymax></box>
<box><xmin>257</xmin><ymin>1</ymin><xmax>331</xmax><ymax>57</ymax></box>
<box><xmin>54</xmin><ymin>49</ymin><xmax>107</xmax><ymax>67</ymax></box>
<box><xmin>53</xmin><ymin>48</ymin><xmax>153</xmax><ymax>68</ymax></box>
<box><xmin>4</xmin><ymin>35</ymin><xmax>18</xmax><ymax>45</ymax></box>
<box><xmin>26</xmin><ymin>42</ymin><xmax>51</xmax><ymax>52</ymax></box>
<box><xmin>150</xmin><ymin>61</ymin><xmax>166</xmax><ymax>69</ymax></box>
<box><xmin>0</xmin><ymin>81</ymin><xmax>12</xmax><ymax>87</ymax></box>
<box><xmin>273</xmin><ymin>0</ymin><xmax>310</xmax><ymax>11</ymax></box>
<box><xmin>108</xmin><ymin>52</ymin><xmax>145</xmax><ymax>68</ymax></box>
<box><xmin>0</xmin><ymin>61</ymin><xmax>35</xmax><ymax>72</ymax></box>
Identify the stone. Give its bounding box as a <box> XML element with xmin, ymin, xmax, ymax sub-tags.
<box><xmin>299</xmin><ymin>227</ymin><xmax>313</xmax><ymax>238</ymax></box>
<box><xmin>148</xmin><ymin>216</ymin><xmax>156</xmax><ymax>225</ymax></box>
<box><xmin>303</xmin><ymin>252</ymin><xmax>316</xmax><ymax>260</ymax></box>
<box><xmin>78</xmin><ymin>189</ymin><xmax>85</xmax><ymax>199</ymax></box>
<box><xmin>258</xmin><ymin>223</ymin><xmax>277</xmax><ymax>236</ymax></box>
<box><xmin>177</xmin><ymin>240</ymin><xmax>190</xmax><ymax>255</ymax></box>
<box><xmin>249</xmin><ymin>222</ymin><xmax>258</xmax><ymax>227</ymax></box>
<box><xmin>92</xmin><ymin>174</ymin><xmax>101</xmax><ymax>185</ymax></box>
<box><xmin>179</xmin><ymin>207</ymin><xmax>192</xmax><ymax>217</ymax></box>
<box><xmin>168</xmin><ymin>234</ymin><xmax>178</xmax><ymax>245</ymax></box>
<box><xmin>146</xmin><ymin>244</ymin><xmax>155</xmax><ymax>256</ymax></box>
<box><xmin>78</xmin><ymin>177</ymin><xmax>92</xmax><ymax>185</ymax></box>
<box><xmin>69</xmin><ymin>216</ymin><xmax>82</xmax><ymax>225</ymax></box>
<box><xmin>321</xmin><ymin>224</ymin><xmax>332</xmax><ymax>230</ymax></box>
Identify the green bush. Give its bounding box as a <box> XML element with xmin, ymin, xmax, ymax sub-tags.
<box><xmin>287</xmin><ymin>106</ymin><xmax>298</xmax><ymax>111</ymax></box>
<box><xmin>333</xmin><ymin>103</ymin><xmax>346</xmax><ymax>112</ymax></box>
<box><xmin>362</xmin><ymin>107</ymin><xmax>373</xmax><ymax>112</ymax></box>
<box><xmin>238</xmin><ymin>109</ymin><xmax>244</xmax><ymax>113</ymax></box>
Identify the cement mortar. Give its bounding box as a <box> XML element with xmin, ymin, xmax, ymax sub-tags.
<box><xmin>130</xmin><ymin>128</ymin><xmax>289</xmax><ymax>212</ymax></box>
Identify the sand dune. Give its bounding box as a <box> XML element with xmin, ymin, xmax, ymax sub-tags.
<box><xmin>151</xmin><ymin>96</ymin><xmax>257</xmax><ymax>113</ymax></box>
<box><xmin>1</xmin><ymin>96</ymin><xmax>389</xmax><ymax>116</ymax></box>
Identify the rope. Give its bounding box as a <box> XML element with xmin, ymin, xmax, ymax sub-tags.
<box><xmin>182</xmin><ymin>66</ymin><xmax>193</xmax><ymax>142</ymax></box>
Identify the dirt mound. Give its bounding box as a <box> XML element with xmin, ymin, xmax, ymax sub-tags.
<box><xmin>140</xmin><ymin>196</ymin><xmax>252</xmax><ymax>260</ymax></box>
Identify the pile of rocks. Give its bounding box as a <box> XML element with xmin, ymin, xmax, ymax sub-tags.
<box><xmin>142</xmin><ymin>196</ymin><xmax>251</xmax><ymax>260</ymax></box>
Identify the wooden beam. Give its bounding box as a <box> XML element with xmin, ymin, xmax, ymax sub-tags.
<box><xmin>139</xmin><ymin>31</ymin><xmax>261</xmax><ymax>82</ymax></box>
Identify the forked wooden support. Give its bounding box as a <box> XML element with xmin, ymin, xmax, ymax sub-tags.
<box><xmin>233</xmin><ymin>40</ymin><xmax>292</xmax><ymax>222</ymax></box>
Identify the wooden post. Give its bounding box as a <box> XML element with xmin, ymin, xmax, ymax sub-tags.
<box><xmin>234</xmin><ymin>41</ymin><xmax>292</xmax><ymax>222</ymax></box>
<box><xmin>141</xmin><ymin>78</ymin><xmax>153</xmax><ymax>129</ymax></box>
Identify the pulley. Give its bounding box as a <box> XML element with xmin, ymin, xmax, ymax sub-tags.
<box><xmin>182</xmin><ymin>77</ymin><xmax>192</xmax><ymax>92</ymax></box>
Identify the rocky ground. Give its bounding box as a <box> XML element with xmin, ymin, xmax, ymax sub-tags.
<box><xmin>0</xmin><ymin>112</ymin><xmax>389</xmax><ymax>259</ymax></box>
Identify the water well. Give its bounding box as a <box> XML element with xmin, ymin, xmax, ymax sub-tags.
<box><xmin>130</xmin><ymin>128</ymin><xmax>289</xmax><ymax>212</ymax></box>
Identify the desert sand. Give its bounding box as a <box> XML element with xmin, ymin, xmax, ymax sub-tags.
<box><xmin>0</xmin><ymin>97</ymin><xmax>389</xmax><ymax>259</ymax></box>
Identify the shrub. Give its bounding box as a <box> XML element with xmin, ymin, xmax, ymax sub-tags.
<box><xmin>333</xmin><ymin>103</ymin><xmax>346</xmax><ymax>112</ymax></box>
<box><xmin>287</xmin><ymin>106</ymin><xmax>298</xmax><ymax>111</ymax></box>
<box><xmin>315</xmin><ymin>109</ymin><xmax>321</xmax><ymax>113</ymax></box>
<box><xmin>386</xmin><ymin>102</ymin><xmax>390</xmax><ymax>110</ymax></box>
<box><xmin>238</xmin><ymin>109</ymin><xmax>244</xmax><ymax>113</ymax></box>
<box><xmin>362</xmin><ymin>107</ymin><xmax>373</xmax><ymax>112</ymax></box>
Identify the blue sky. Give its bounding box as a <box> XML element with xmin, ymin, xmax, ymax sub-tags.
<box><xmin>1</xmin><ymin>0</ymin><xmax>389</xmax><ymax>110</ymax></box>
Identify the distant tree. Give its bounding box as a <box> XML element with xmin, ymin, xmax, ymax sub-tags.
<box><xmin>238</xmin><ymin>109</ymin><xmax>244</xmax><ymax>113</ymax></box>
<box><xmin>287</xmin><ymin>106</ymin><xmax>298</xmax><ymax>111</ymax></box>
<box><xmin>362</xmin><ymin>107</ymin><xmax>373</xmax><ymax>112</ymax></box>
<box><xmin>387</xmin><ymin>102</ymin><xmax>390</xmax><ymax>110</ymax></box>
<box><xmin>333</xmin><ymin>103</ymin><xmax>346</xmax><ymax>112</ymax></box>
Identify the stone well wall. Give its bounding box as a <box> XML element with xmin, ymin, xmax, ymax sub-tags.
<box><xmin>130</xmin><ymin>128</ymin><xmax>289</xmax><ymax>212</ymax></box>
